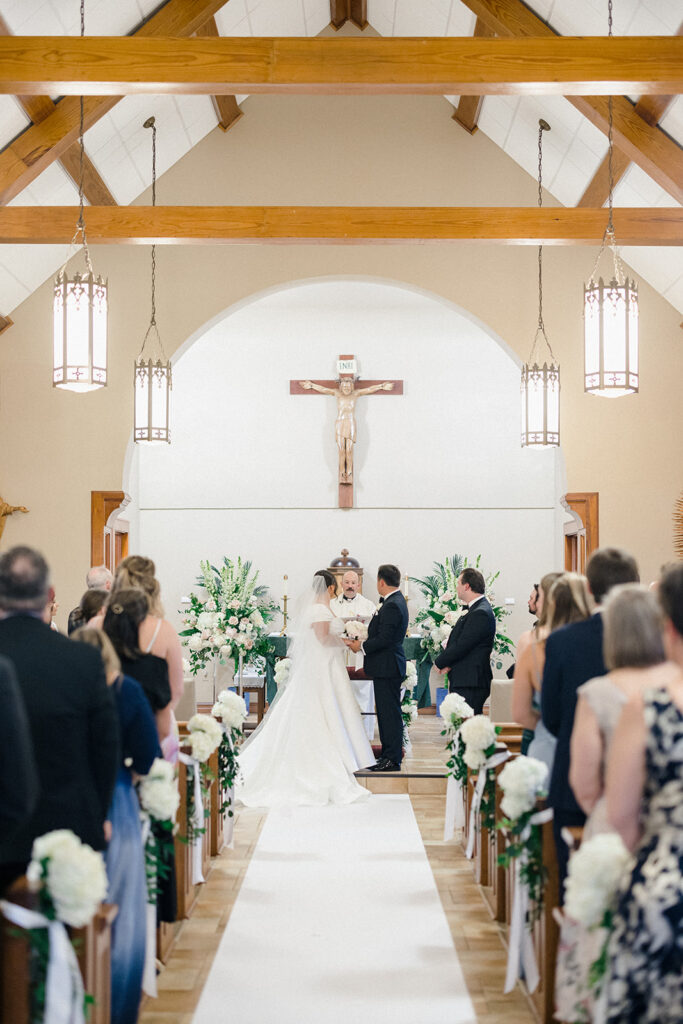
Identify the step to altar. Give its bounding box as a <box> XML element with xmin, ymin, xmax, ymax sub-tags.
<box><xmin>356</xmin><ymin>772</ymin><xmax>446</xmax><ymax>795</ymax></box>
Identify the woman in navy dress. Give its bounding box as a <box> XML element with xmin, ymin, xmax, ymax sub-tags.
<box><xmin>73</xmin><ymin>627</ymin><xmax>160</xmax><ymax>1024</ymax></box>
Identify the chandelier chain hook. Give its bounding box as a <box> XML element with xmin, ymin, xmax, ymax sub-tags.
<box><xmin>529</xmin><ymin>119</ymin><xmax>557</xmax><ymax>366</ymax></box>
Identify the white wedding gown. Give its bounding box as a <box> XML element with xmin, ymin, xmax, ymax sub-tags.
<box><xmin>237</xmin><ymin>605</ymin><xmax>374</xmax><ymax>807</ymax></box>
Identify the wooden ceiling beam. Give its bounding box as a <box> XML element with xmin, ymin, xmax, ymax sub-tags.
<box><xmin>0</xmin><ymin>36</ymin><xmax>679</xmax><ymax>96</ymax></box>
<box><xmin>330</xmin><ymin>1</ymin><xmax>367</xmax><ymax>30</ymax></box>
<box><xmin>195</xmin><ymin>17</ymin><xmax>243</xmax><ymax>132</ymax></box>
<box><xmin>459</xmin><ymin>0</ymin><xmax>683</xmax><ymax>204</ymax></box>
<box><xmin>0</xmin><ymin>205</ymin><xmax>679</xmax><ymax>245</ymax></box>
<box><xmin>0</xmin><ymin>312</ymin><xmax>13</xmax><ymax>335</ymax></box>
<box><xmin>0</xmin><ymin>12</ymin><xmax>115</xmax><ymax>205</ymax></box>
<box><xmin>452</xmin><ymin>18</ymin><xmax>495</xmax><ymax>134</ymax></box>
<box><xmin>0</xmin><ymin>0</ymin><xmax>230</xmax><ymax>206</ymax></box>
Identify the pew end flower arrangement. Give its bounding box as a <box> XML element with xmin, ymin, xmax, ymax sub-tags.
<box><xmin>212</xmin><ymin>688</ymin><xmax>249</xmax><ymax>817</ymax></box>
<box><xmin>138</xmin><ymin>758</ymin><xmax>180</xmax><ymax>902</ymax></box>
<box><xmin>496</xmin><ymin>756</ymin><xmax>549</xmax><ymax>921</ymax></box>
<box><xmin>460</xmin><ymin>714</ymin><xmax>503</xmax><ymax>839</ymax></box>
<box><xmin>400</xmin><ymin>661</ymin><xmax>419</xmax><ymax>749</ymax></box>
<box><xmin>179</xmin><ymin>557</ymin><xmax>279</xmax><ymax>675</ymax></box>
<box><xmin>182</xmin><ymin>713</ymin><xmax>223</xmax><ymax>844</ymax></box>
<box><xmin>440</xmin><ymin>692</ymin><xmax>475</xmax><ymax>783</ymax></box>
<box><xmin>409</xmin><ymin>554</ymin><xmax>514</xmax><ymax>671</ymax></box>
<box><xmin>18</xmin><ymin>830</ymin><xmax>108</xmax><ymax>1021</ymax></box>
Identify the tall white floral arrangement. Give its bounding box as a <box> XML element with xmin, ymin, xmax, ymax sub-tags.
<box><xmin>180</xmin><ymin>557</ymin><xmax>279</xmax><ymax>674</ymax></box>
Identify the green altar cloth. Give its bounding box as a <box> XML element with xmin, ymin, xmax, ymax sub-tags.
<box><xmin>264</xmin><ymin>634</ymin><xmax>432</xmax><ymax>707</ymax></box>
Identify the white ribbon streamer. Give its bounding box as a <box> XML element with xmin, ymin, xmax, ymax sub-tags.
<box><xmin>220</xmin><ymin>728</ymin><xmax>236</xmax><ymax>851</ymax></box>
<box><xmin>179</xmin><ymin>753</ymin><xmax>205</xmax><ymax>885</ymax></box>
<box><xmin>139</xmin><ymin>816</ymin><xmax>157</xmax><ymax>998</ymax></box>
<box><xmin>504</xmin><ymin>807</ymin><xmax>554</xmax><ymax>994</ymax></box>
<box><xmin>443</xmin><ymin>775</ymin><xmax>466</xmax><ymax>841</ymax></box>
<box><xmin>0</xmin><ymin>900</ymin><xmax>85</xmax><ymax>1024</ymax></box>
<box><xmin>465</xmin><ymin>748</ymin><xmax>510</xmax><ymax>860</ymax></box>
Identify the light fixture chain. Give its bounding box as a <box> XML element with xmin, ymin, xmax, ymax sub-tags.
<box><xmin>74</xmin><ymin>0</ymin><xmax>93</xmax><ymax>275</ymax></box>
<box><xmin>150</xmin><ymin>119</ymin><xmax>157</xmax><ymax>327</ymax></box>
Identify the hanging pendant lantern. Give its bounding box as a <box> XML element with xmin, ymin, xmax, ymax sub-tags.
<box><xmin>134</xmin><ymin>117</ymin><xmax>171</xmax><ymax>444</ymax></box>
<box><xmin>583</xmin><ymin>0</ymin><xmax>638</xmax><ymax>398</ymax></box>
<box><xmin>521</xmin><ymin>119</ymin><xmax>560</xmax><ymax>449</ymax></box>
<box><xmin>53</xmin><ymin>0</ymin><xmax>108</xmax><ymax>392</ymax></box>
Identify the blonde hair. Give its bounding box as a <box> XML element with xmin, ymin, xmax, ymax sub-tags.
<box><xmin>603</xmin><ymin>584</ymin><xmax>665</xmax><ymax>670</ymax></box>
<box><xmin>536</xmin><ymin>571</ymin><xmax>563</xmax><ymax>630</ymax></box>
<box><xmin>72</xmin><ymin>626</ymin><xmax>121</xmax><ymax>680</ymax></box>
<box><xmin>113</xmin><ymin>555</ymin><xmax>163</xmax><ymax>617</ymax></box>
<box><xmin>547</xmin><ymin>573</ymin><xmax>592</xmax><ymax>631</ymax></box>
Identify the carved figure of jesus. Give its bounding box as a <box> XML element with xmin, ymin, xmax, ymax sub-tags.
<box><xmin>0</xmin><ymin>499</ymin><xmax>28</xmax><ymax>542</ymax></box>
<box><xmin>299</xmin><ymin>377</ymin><xmax>394</xmax><ymax>483</ymax></box>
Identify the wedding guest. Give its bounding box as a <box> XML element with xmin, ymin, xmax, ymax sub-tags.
<box><xmin>603</xmin><ymin>563</ymin><xmax>683</xmax><ymax>1022</ymax></box>
<box><xmin>112</xmin><ymin>556</ymin><xmax>184</xmax><ymax>712</ymax></box>
<box><xmin>541</xmin><ymin>547</ymin><xmax>639</xmax><ymax>889</ymax></box>
<box><xmin>77</xmin><ymin>587</ymin><xmax>110</xmax><ymax>628</ymax></box>
<box><xmin>73</xmin><ymin>627</ymin><xmax>160</xmax><ymax>1024</ymax></box>
<box><xmin>43</xmin><ymin>595</ymin><xmax>60</xmax><ymax>631</ymax></box>
<box><xmin>0</xmin><ymin>654</ymin><xmax>38</xmax><ymax>892</ymax></box>
<box><xmin>434</xmin><ymin>567</ymin><xmax>496</xmax><ymax>715</ymax></box>
<box><xmin>512</xmin><ymin>571</ymin><xmax>562</xmax><ymax>751</ymax></box>
<box><xmin>103</xmin><ymin>589</ymin><xmax>172</xmax><ymax>746</ymax></box>
<box><xmin>0</xmin><ymin>546</ymin><xmax>119</xmax><ymax>890</ymax></box>
<box><xmin>68</xmin><ymin>564</ymin><xmax>113</xmax><ymax>635</ymax></box>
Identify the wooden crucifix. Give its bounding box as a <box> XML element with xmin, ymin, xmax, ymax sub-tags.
<box><xmin>290</xmin><ymin>354</ymin><xmax>403</xmax><ymax>508</ymax></box>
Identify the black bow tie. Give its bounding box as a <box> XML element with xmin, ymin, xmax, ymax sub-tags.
<box><xmin>379</xmin><ymin>597</ymin><xmax>385</xmax><ymax>604</ymax></box>
<box><xmin>461</xmin><ymin>605</ymin><xmax>469</xmax><ymax>612</ymax></box>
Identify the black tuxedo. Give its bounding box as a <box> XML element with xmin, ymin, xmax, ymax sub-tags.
<box><xmin>0</xmin><ymin>655</ymin><xmax>38</xmax><ymax>850</ymax></box>
<box><xmin>434</xmin><ymin>596</ymin><xmax>495</xmax><ymax>714</ymax></box>
<box><xmin>363</xmin><ymin>590</ymin><xmax>409</xmax><ymax>765</ymax></box>
<box><xmin>541</xmin><ymin>613</ymin><xmax>604</xmax><ymax>888</ymax></box>
<box><xmin>0</xmin><ymin>615</ymin><xmax>120</xmax><ymax>873</ymax></box>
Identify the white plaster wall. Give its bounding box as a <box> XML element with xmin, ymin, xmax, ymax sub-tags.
<box><xmin>126</xmin><ymin>278</ymin><xmax>566</xmax><ymax>654</ymax></box>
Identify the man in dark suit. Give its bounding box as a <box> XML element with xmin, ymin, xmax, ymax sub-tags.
<box><xmin>541</xmin><ymin>547</ymin><xmax>639</xmax><ymax>890</ymax></box>
<box><xmin>434</xmin><ymin>567</ymin><xmax>496</xmax><ymax>715</ymax></box>
<box><xmin>0</xmin><ymin>654</ymin><xmax>39</xmax><ymax>893</ymax></box>
<box><xmin>345</xmin><ymin>563</ymin><xmax>408</xmax><ymax>772</ymax></box>
<box><xmin>0</xmin><ymin>546</ymin><xmax>119</xmax><ymax>890</ymax></box>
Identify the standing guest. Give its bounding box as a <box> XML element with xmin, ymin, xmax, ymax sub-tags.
<box><xmin>0</xmin><ymin>547</ymin><xmax>119</xmax><ymax>890</ymax></box>
<box><xmin>68</xmin><ymin>564</ymin><xmax>113</xmax><ymax>634</ymax></box>
<box><xmin>541</xmin><ymin>547</ymin><xmax>639</xmax><ymax>889</ymax></box>
<box><xmin>528</xmin><ymin>582</ymin><xmax>540</xmax><ymax>619</ymax></box>
<box><xmin>0</xmin><ymin>654</ymin><xmax>38</xmax><ymax>891</ymax></box>
<box><xmin>512</xmin><ymin>571</ymin><xmax>563</xmax><ymax>751</ymax></box>
<box><xmin>506</xmin><ymin>581</ymin><xmax>542</xmax><ymax>679</ymax></box>
<box><xmin>604</xmin><ymin>563</ymin><xmax>683</xmax><ymax>1023</ymax></box>
<box><xmin>111</xmin><ymin>556</ymin><xmax>184</xmax><ymax>713</ymax></box>
<box><xmin>434</xmin><ymin>567</ymin><xmax>496</xmax><ymax>715</ymax></box>
<box><xmin>103</xmin><ymin>589</ymin><xmax>172</xmax><ymax>745</ymax></box>
<box><xmin>73</xmin><ymin>628</ymin><xmax>160</xmax><ymax>1024</ymax></box>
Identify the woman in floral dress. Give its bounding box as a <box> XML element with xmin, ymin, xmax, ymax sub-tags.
<box><xmin>604</xmin><ymin>564</ymin><xmax>683</xmax><ymax>1023</ymax></box>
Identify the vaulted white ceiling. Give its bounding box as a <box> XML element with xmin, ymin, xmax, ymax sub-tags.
<box><xmin>0</xmin><ymin>0</ymin><xmax>681</xmax><ymax>315</ymax></box>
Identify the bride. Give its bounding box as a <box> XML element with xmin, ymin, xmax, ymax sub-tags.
<box><xmin>237</xmin><ymin>569</ymin><xmax>375</xmax><ymax>807</ymax></box>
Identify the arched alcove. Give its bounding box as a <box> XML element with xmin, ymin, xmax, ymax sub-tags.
<box><xmin>124</xmin><ymin>277</ymin><xmax>566</xmax><ymax>642</ymax></box>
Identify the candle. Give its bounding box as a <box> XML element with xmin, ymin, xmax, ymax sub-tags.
<box><xmin>283</xmin><ymin>574</ymin><xmax>288</xmax><ymax>597</ymax></box>
<box><xmin>404</xmin><ymin>575</ymin><xmax>410</xmax><ymax>599</ymax></box>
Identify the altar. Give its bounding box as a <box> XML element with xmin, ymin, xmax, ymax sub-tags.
<box><xmin>264</xmin><ymin>634</ymin><xmax>432</xmax><ymax>708</ymax></box>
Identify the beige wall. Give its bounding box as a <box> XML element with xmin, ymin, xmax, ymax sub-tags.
<box><xmin>1</xmin><ymin>94</ymin><xmax>681</xmax><ymax>624</ymax></box>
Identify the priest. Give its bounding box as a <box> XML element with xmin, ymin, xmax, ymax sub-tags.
<box><xmin>330</xmin><ymin>570</ymin><xmax>376</xmax><ymax>740</ymax></box>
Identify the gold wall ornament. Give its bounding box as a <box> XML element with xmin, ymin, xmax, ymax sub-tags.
<box><xmin>675</xmin><ymin>493</ymin><xmax>683</xmax><ymax>559</ymax></box>
<box><xmin>0</xmin><ymin>499</ymin><xmax>28</xmax><ymax>543</ymax></box>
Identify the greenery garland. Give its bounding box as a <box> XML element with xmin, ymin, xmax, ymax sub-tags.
<box><xmin>497</xmin><ymin>808</ymin><xmax>547</xmax><ymax>922</ymax></box>
<box><xmin>217</xmin><ymin>729</ymin><xmax>242</xmax><ymax>817</ymax></box>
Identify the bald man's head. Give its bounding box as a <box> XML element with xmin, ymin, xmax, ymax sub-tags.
<box><xmin>341</xmin><ymin>571</ymin><xmax>360</xmax><ymax>599</ymax></box>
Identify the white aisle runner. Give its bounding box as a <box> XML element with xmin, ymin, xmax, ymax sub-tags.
<box><xmin>192</xmin><ymin>794</ymin><xmax>476</xmax><ymax>1024</ymax></box>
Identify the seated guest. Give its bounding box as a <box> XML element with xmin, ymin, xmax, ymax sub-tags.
<box><xmin>73</xmin><ymin>628</ymin><xmax>160</xmax><ymax>1024</ymax></box>
<box><xmin>68</xmin><ymin>564</ymin><xmax>114</xmax><ymax>635</ymax></box>
<box><xmin>112</xmin><ymin>556</ymin><xmax>184</xmax><ymax>712</ymax></box>
<box><xmin>541</xmin><ymin>546</ymin><xmax>639</xmax><ymax>890</ymax></box>
<box><xmin>603</xmin><ymin>564</ymin><xmax>683</xmax><ymax>1022</ymax></box>
<box><xmin>570</xmin><ymin>584</ymin><xmax>678</xmax><ymax>838</ymax></box>
<box><xmin>523</xmin><ymin>574</ymin><xmax>591</xmax><ymax>772</ymax></box>
<box><xmin>0</xmin><ymin>546</ymin><xmax>119</xmax><ymax>890</ymax></box>
<box><xmin>512</xmin><ymin>571</ymin><xmax>562</xmax><ymax>751</ymax></box>
<box><xmin>103</xmin><ymin>589</ymin><xmax>172</xmax><ymax>745</ymax></box>
<box><xmin>0</xmin><ymin>654</ymin><xmax>38</xmax><ymax>891</ymax></box>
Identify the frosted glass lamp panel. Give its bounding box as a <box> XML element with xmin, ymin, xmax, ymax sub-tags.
<box><xmin>151</xmin><ymin>364</ymin><xmax>171</xmax><ymax>442</ymax></box>
<box><xmin>91</xmin><ymin>279</ymin><xmax>108</xmax><ymax>387</ymax></box>
<box><xmin>53</xmin><ymin>284</ymin><xmax>64</xmax><ymax>385</ymax></box>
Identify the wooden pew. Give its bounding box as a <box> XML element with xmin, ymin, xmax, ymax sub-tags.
<box><xmin>527</xmin><ymin>801</ymin><xmax>560</xmax><ymax>1024</ymax></box>
<box><xmin>0</xmin><ymin>879</ymin><xmax>116</xmax><ymax>1024</ymax></box>
<box><xmin>209</xmin><ymin>746</ymin><xmax>225</xmax><ymax>857</ymax></box>
<box><xmin>481</xmin><ymin>758</ymin><xmax>510</xmax><ymax>922</ymax></box>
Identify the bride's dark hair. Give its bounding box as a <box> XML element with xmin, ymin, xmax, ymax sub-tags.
<box><xmin>314</xmin><ymin>569</ymin><xmax>336</xmax><ymax>589</ymax></box>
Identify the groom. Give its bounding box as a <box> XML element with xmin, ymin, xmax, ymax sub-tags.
<box><xmin>344</xmin><ymin>564</ymin><xmax>408</xmax><ymax>773</ymax></box>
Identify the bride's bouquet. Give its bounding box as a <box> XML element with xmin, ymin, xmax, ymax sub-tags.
<box><xmin>344</xmin><ymin>620</ymin><xmax>368</xmax><ymax>642</ymax></box>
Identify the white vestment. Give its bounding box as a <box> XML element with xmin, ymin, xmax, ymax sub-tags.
<box><xmin>330</xmin><ymin>592</ymin><xmax>377</xmax><ymax>740</ymax></box>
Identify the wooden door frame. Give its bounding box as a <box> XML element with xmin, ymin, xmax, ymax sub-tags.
<box><xmin>562</xmin><ymin>492</ymin><xmax>599</xmax><ymax>573</ymax></box>
<box><xmin>90</xmin><ymin>491</ymin><xmax>130</xmax><ymax>570</ymax></box>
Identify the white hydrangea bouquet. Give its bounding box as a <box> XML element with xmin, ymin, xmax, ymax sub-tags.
<box><xmin>408</xmin><ymin>554</ymin><xmax>513</xmax><ymax>671</ymax></box>
<box><xmin>344</xmin><ymin>619</ymin><xmax>369</xmax><ymax>641</ymax></box>
<box><xmin>181</xmin><ymin>713</ymin><xmax>223</xmax><ymax>844</ymax></box>
<box><xmin>563</xmin><ymin>832</ymin><xmax>634</xmax><ymax>999</ymax></box>
<box><xmin>274</xmin><ymin>657</ymin><xmax>291</xmax><ymax>688</ymax></box>
<box><xmin>19</xmin><ymin>829</ymin><xmax>108</xmax><ymax>1019</ymax></box>
<box><xmin>212</xmin><ymin>689</ymin><xmax>248</xmax><ymax>819</ymax></box>
<box><xmin>497</xmin><ymin>756</ymin><xmax>549</xmax><ymax>916</ymax></box>
<box><xmin>440</xmin><ymin>691</ymin><xmax>475</xmax><ymax>784</ymax></box>
<box><xmin>138</xmin><ymin>758</ymin><xmax>180</xmax><ymax>902</ymax></box>
<box><xmin>179</xmin><ymin>557</ymin><xmax>279</xmax><ymax>675</ymax></box>
<box><xmin>460</xmin><ymin>715</ymin><xmax>506</xmax><ymax>852</ymax></box>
